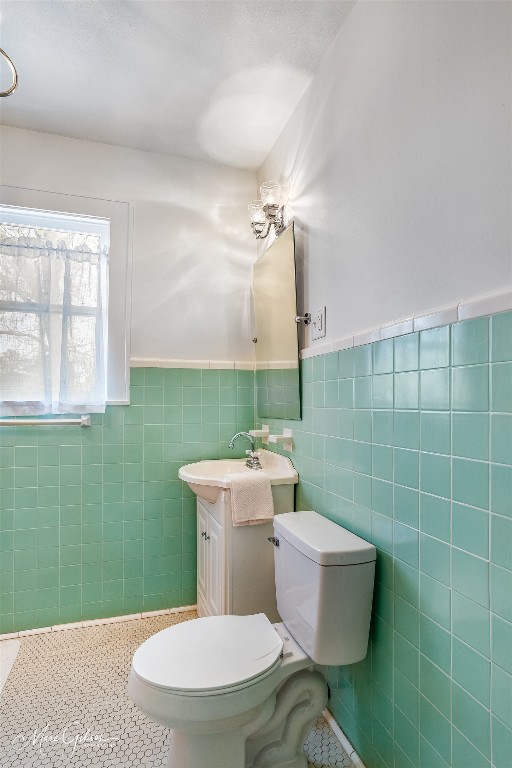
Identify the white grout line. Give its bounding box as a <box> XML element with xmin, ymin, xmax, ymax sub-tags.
<box><xmin>322</xmin><ymin>708</ymin><xmax>367</xmax><ymax>768</ymax></box>
<box><xmin>0</xmin><ymin>605</ymin><xmax>197</xmax><ymax>641</ymax></box>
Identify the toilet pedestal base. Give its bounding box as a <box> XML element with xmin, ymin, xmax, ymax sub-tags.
<box><xmin>167</xmin><ymin>728</ymin><xmax>246</xmax><ymax>768</ymax></box>
<box><xmin>247</xmin><ymin>669</ymin><xmax>327</xmax><ymax>768</ymax></box>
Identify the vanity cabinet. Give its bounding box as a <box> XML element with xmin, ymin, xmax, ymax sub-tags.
<box><xmin>197</xmin><ymin>501</ymin><xmax>224</xmax><ymax>617</ymax></box>
<box><xmin>196</xmin><ymin>483</ymin><xmax>294</xmax><ymax>622</ymax></box>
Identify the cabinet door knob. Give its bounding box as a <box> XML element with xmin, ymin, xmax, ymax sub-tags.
<box><xmin>204</xmin><ymin>534</ymin><xmax>210</xmax><ymax>541</ymax></box>
<box><xmin>267</xmin><ymin>536</ymin><xmax>279</xmax><ymax>547</ymax></box>
<box><xmin>201</xmin><ymin>531</ymin><xmax>207</xmax><ymax>538</ymax></box>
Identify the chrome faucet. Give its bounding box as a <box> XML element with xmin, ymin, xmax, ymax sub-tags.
<box><xmin>228</xmin><ymin>431</ymin><xmax>262</xmax><ymax>470</ymax></box>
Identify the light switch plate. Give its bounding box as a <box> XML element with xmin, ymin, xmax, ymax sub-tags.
<box><xmin>311</xmin><ymin>307</ymin><xmax>326</xmax><ymax>340</ymax></box>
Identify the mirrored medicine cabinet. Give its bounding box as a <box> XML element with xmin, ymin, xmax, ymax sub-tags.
<box><xmin>252</xmin><ymin>223</ymin><xmax>301</xmax><ymax>420</ymax></box>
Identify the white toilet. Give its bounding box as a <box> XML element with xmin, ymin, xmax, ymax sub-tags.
<box><xmin>129</xmin><ymin>510</ymin><xmax>376</xmax><ymax>768</ymax></box>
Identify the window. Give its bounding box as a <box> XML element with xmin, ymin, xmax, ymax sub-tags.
<box><xmin>0</xmin><ymin>205</ymin><xmax>109</xmax><ymax>415</ymax></box>
<box><xmin>0</xmin><ymin>186</ymin><xmax>131</xmax><ymax>406</ymax></box>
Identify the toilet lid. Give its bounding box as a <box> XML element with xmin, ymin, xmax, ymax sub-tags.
<box><xmin>132</xmin><ymin>613</ymin><xmax>283</xmax><ymax>694</ymax></box>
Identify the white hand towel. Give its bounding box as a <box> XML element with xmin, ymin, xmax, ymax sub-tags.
<box><xmin>226</xmin><ymin>471</ymin><xmax>274</xmax><ymax>527</ymax></box>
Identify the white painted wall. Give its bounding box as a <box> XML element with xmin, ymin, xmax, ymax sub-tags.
<box><xmin>260</xmin><ymin>0</ymin><xmax>512</xmax><ymax>349</ymax></box>
<box><xmin>0</xmin><ymin>126</ymin><xmax>257</xmax><ymax>362</ymax></box>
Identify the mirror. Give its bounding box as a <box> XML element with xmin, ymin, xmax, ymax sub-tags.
<box><xmin>252</xmin><ymin>223</ymin><xmax>301</xmax><ymax>420</ymax></box>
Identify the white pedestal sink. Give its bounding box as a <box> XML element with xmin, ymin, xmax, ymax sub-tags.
<box><xmin>178</xmin><ymin>450</ymin><xmax>298</xmax><ymax>620</ymax></box>
<box><xmin>178</xmin><ymin>449</ymin><xmax>298</xmax><ymax>503</ymax></box>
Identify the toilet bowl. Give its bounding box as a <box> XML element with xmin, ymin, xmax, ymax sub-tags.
<box><xmin>129</xmin><ymin>614</ymin><xmax>324</xmax><ymax>768</ymax></box>
<box><xmin>129</xmin><ymin>511</ymin><xmax>376</xmax><ymax>768</ymax></box>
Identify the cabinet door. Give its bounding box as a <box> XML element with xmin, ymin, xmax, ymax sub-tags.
<box><xmin>207</xmin><ymin>514</ymin><xmax>224</xmax><ymax>616</ymax></box>
<box><xmin>197</xmin><ymin>502</ymin><xmax>209</xmax><ymax>601</ymax></box>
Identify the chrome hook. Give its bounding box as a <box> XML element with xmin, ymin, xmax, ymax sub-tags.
<box><xmin>0</xmin><ymin>48</ymin><xmax>18</xmax><ymax>97</ymax></box>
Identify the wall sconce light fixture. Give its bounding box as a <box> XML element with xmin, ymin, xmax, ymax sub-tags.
<box><xmin>248</xmin><ymin>181</ymin><xmax>285</xmax><ymax>239</ymax></box>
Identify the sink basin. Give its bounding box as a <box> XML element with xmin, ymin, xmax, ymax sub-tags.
<box><xmin>179</xmin><ymin>449</ymin><xmax>298</xmax><ymax>503</ymax></box>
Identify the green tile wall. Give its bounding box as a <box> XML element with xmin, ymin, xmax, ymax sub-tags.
<box><xmin>258</xmin><ymin>311</ymin><xmax>512</xmax><ymax>768</ymax></box>
<box><xmin>0</xmin><ymin>367</ymin><xmax>254</xmax><ymax>633</ymax></box>
<box><xmin>256</xmin><ymin>367</ymin><xmax>301</xmax><ymax>419</ymax></box>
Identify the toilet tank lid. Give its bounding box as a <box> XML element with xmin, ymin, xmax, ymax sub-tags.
<box><xmin>274</xmin><ymin>511</ymin><xmax>376</xmax><ymax>566</ymax></box>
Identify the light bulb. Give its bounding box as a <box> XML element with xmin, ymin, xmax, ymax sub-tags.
<box><xmin>260</xmin><ymin>181</ymin><xmax>281</xmax><ymax>207</ymax></box>
<box><xmin>248</xmin><ymin>201</ymin><xmax>266</xmax><ymax>224</ymax></box>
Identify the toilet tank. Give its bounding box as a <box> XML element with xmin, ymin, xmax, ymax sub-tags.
<box><xmin>273</xmin><ymin>511</ymin><xmax>376</xmax><ymax>665</ymax></box>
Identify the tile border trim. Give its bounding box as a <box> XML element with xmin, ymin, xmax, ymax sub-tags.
<box><xmin>0</xmin><ymin>605</ymin><xmax>197</xmax><ymax>641</ymax></box>
<box><xmin>322</xmin><ymin>708</ymin><xmax>366</xmax><ymax>768</ymax></box>
<box><xmin>130</xmin><ymin>358</ymin><xmax>255</xmax><ymax>370</ymax></box>
<box><xmin>301</xmin><ymin>287</ymin><xmax>512</xmax><ymax>360</ymax></box>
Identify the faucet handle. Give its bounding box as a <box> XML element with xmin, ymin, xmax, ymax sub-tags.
<box><xmin>245</xmin><ymin>449</ymin><xmax>262</xmax><ymax>469</ymax></box>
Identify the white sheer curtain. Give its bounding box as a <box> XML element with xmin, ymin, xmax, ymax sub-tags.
<box><xmin>0</xmin><ymin>223</ymin><xmax>108</xmax><ymax>415</ymax></box>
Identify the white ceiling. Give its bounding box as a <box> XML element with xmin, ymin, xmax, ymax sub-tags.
<box><xmin>0</xmin><ymin>1</ymin><xmax>354</xmax><ymax>170</ymax></box>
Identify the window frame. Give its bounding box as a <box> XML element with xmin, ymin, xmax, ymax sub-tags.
<box><xmin>0</xmin><ymin>186</ymin><xmax>132</xmax><ymax>404</ymax></box>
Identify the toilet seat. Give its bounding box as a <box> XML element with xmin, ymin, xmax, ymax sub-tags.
<box><xmin>132</xmin><ymin>613</ymin><xmax>283</xmax><ymax>696</ymax></box>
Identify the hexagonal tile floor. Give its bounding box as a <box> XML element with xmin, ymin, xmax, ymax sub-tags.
<box><xmin>0</xmin><ymin>613</ymin><xmax>355</xmax><ymax>767</ymax></box>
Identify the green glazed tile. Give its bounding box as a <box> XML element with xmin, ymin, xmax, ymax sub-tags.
<box><xmin>372</xmin><ymin>479</ymin><xmax>393</xmax><ymax>518</ymax></box>
<box><xmin>491</xmin><ymin>664</ymin><xmax>512</xmax><ymax>728</ymax></box>
<box><xmin>354</xmin><ymin>344</ymin><xmax>372</xmax><ymax>377</ymax></box>
<box><xmin>395</xmin><ymin>372</ymin><xmax>419</xmax><ymax>410</ymax></box>
<box><xmin>492</xmin><ymin>716</ymin><xmax>512</xmax><ymax>768</ymax></box>
<box><xmin>372</xmin><ymin>374</ymin><xmax>394</xmax><ymax>409</ymax></box>
<box><xmin>374</xmin><ymin>411</ymin><xmax>393</xmax><ymax>446</ymax></box>
<box><xmin>394</xmin><ymin>632</ymin><xmax>419</xmax><ymax>685</ymax></box>
<box><xmin>452</xmin><ymin>365</ymin><xmax>489</xmax><ymax>412</ymax></box>
<box><xmin>394</xmin><ymin>486</ymin><xmax>419</xmax><ymax>528</ymax></box>
<box><xmin>394</xmin><ymin>522</ymin><xmax>419</xmax><ymax>568</ymax></box>
<box><xmin>395</xmin><ymin>449</ymin><xmax>419</xmax><ymax>490</ymax></box>
<box><xmin>372</xmin><ymin>511</ymin><xmax>393</xmax><ymax>554</ymax></box>
<box><xmin>394</xmin><ymin>411</ymin><xmax>419</xmax><ymax>450</ymax></box>
<box><xmin>452</xmin><ymin>317</ymin><xmax>489</xmax><ymax>366</ymax></box>
<box><xmin>420</xmin><ymin>735</ymin><xmax>451</xmax><ymax>768</ymax></box>
<box><xmin>452</xmin><ymin>591</ymin><xmax>490</xmax><ymax>657</ymax></box>
<box><xmin>420</xmin><ymin>412</ymin><xmax>451</xmax><ymax>455</ymax></box>
<box><xmin>420</xmin><ymin>453</ymin><xmax>451</xmax><ymax>499</ymax></box>
<box><xmin>354</xmin><ymin>377</ymin><xmax>371</xmax><ymax>409</ymax></box>
<box><xmin>491</xmin><ymin>514</ymin><xmax>512</xmax><ymax>571</ymax></box>
<box><xmin>491</xmin><ymin>414</ymin><xmax>512</xmax><ymax>465</ymax></box>
<box><xmin>452</xmin><ymin>547</ymin><xmax>489</xmax><ymax>608</ymax></box>
<box><xmin>452</xmin><ymin>636</ymin><xmax>490</xmax><ymax>707</ymax></box>
<box><xmin>393</xmin><ymin>705</ymin><xmax>419</xmax><ymax>765</ymax></box>
<box><xmin>324</xmin><ymin>352</ymin><xmax>339</xmax><ymax>380</ymax></box>
<box><xmin>373</xmin><ymin>445</ymin><xmax>393</xmax><ymax>481</ymax></box>
<box><xmin>394</xmin><ymin>558</ymin><xmax>419</xmax><ymax>606</ymax></box>
<box><xmin>452</xmin><ymin>727</ymin><xmax>490</xmax><ymax>768</ymax></box>
<box><xmin>373</xmin><ymin>339</ymin><xmax>394</xmax><ymax>374</ymax></box>
<box><xmin>394</xmin><ymin>333</ymin><xmax>419</xmax><ymax>373</ymax></box>
<box><xmin>452</xmin><ymin>503</ymin><xmax>489</xmax><ymax>558</ymax></box>
<box><xmin>452</xmin><ymin>682</ymin><xmax>491</xmax><ymax>759</ymax></box>
<box><xmin>420</xmin><ymin>369</ymin><xmax>450</xmax><ymax>411</ymax></box>
<box><xmin>420</xmin><ymin>326</ymin><xmax>450</xmax><ymax>370</ymax></box>
<box><xmin>420</xmin><ymin>656</ymin><xmax>451</xmax><ymax>719</ymax></box>
<box><xmin>338</xmin><ymin>379</ymin><xmax>354</xmax><ymax>409</ymax></box>
<box><xmin>420</xmin><ymin>534</ymin><xmax>450</xmax><ymax>586</ymax></box>
<box><xmin>452</xmin><ymin>412</ymin><xmax>489</xmax><ymax>460</ymax></box>
<box><xmin>491</xmin><ymin>311</ymin><xmax>512</xmax><ymax>363</ymax></box>
<box><xmin>491</xmin><ymin>565</ymin><xmax>512</xmax><ymax>622</ymax></box>
<box><xmin>420</xmin><ymin>612</ymin><xmax>451</xmax><ymax>674</ymax></box>
<box><xmin>338</xmin><ymin>347</ymin><xmax>354</xmax><ymax>379</ymax></box>
<box><xmin>492</xmin><ymin>614</ymin><xmax>512</xmax><ymax>675</ymax></box>
<box><xmin>419</xmin><ymin>695</ymin><xmax>451</xmax><ymax>760</ymax></box>
<box><xmin>394</xmin><ymin>668</ymin><xmax>419</xmax><ymax>726</ymax></box>
<box><xmin>452</xmin><ymin>458</ymin><xmax>489</xmax><ymax>509</ymax></box>
<box><xmin>491</xmin><ymin>464</ymin><xmax>512</xmax><ymax>517</ymax></box>
<box><xmin>353</xmin><ymin>410</ymin><xmax>372</xmax><ymax>442</ymax></box>
<box><xmin>395</xmin><ymin>595</ymin><xmax>420</xmax><ymax>648</ymax></box>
